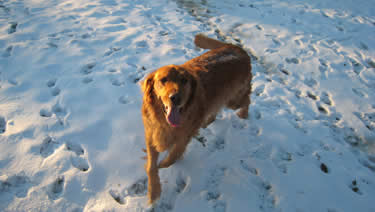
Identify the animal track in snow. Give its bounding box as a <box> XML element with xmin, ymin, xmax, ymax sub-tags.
<box><xmin>51</xmin><ymin>87</ymin><xmax>61</xmax><ymax>96</ymax></box>
<box><xmin>285</xmin><ymin>57</ymin><xmax>300</xmax><ymax>64</ymax></box>
<box><xmin>48</xmin><ymin>176</ymin><xmax>64</xmax><ymax>200</ymax></box>
<box><xmin>320</xmin><ymin>92</ymin><xmax>333</xmax><ymax>106</ymax></box>
<box><xmin>110</xmin><ymin>78</ymin><xmax>124</xmax><ymax>86</ymax></box>
<box><xmin>104</xmin><ymin>47</ymin><xmax>121</xmax><ymax>56</ymax></box>
<box><xmin>317</xmin><ymin>103</ymin><xmax>330</xmax><ymax>115</ymax></box>
<box><xmin>47</xmin><ymin>79</ymin><xmax>57</xmax><ymax>87</ymax></box>
<box><xmin>249</xmin><ymin>126</ymin><xmax>262</xmax><ymax>137</ymax></box>
<box><xmin>124</xmin><ymin>177</ymin><xmax>147</xmax><ymax>199</ymax></box>
<box><xmin>39</xmin><ymin>108</ymin><xmax>52</xmax><ymax>117</ymax></box>
<box><xmin>8</xmin><ymin>22</ymin><xmax>17</xmax><ymax>34</ymax></box>
<box><xmin>258</xmin><ymin>180</ymin><xmax>277</xmax><ymax>212</ymax></box>
<box><xmin>175</xmin><ymin>175</ymin><xmax>187</xmax><ymax>194</ymax></box>
<box><xmin>208</xmin><ymin>137</ymin><xmax>225</xmax><ymax>152</ymax></box>
<box><xmin>307</xmin><ymin>91</ymin><xmax>319</xmax><ymax>101</ymax></box>
<box><xmin>0</xmin><ymin>173</ymin><xmax>31</xmax><ymax>198</ymax></box>
<box><xmin>0</xmin><ymin>116</ymin><xmax>6</xmax><ymax>133</ymax></box>
<box><xmin>82</xmin><ymin>77</ymin><xmax>93</xmax><ymax>84</ymax></box>
<box><xmin>354</xmin><ymin>112</ymin><xmax>375</xmax><ymax>131</ymax></box>
<box><xmin>2</xmin><ymin>46</ymin><xmax>13</xmax><ymax>57</ymax></box>
<box><xmin>71</xmin><ymin>157</ymin><xmax>90</xmax><ymax>172</ymax></box>
<box><xmin>65</xmin><ymin>142</ymin><xmax>84</xmax><ymax>156</ymax></box>
<box><xmin>349</xmin><ymin>179</ymin><xmax>363</xmax><ymax>195</ymax></box>
<box><xmin>320</xmin><ymin>163</ymin><xmax>329</xmax><ymax>174</ymax></box>
<box><xmin>40</xmin><ymin>136</ymin><xmax>59</xmax><ymax>157</ymax></box>
<box><xmin>254</xmin><ymin>84</ymin><xmax>265</xmax><ymax>96</ymax></box>
<box><xmin>52</xmin><ymin>103</ymin><xmax>67</xmax><ymax>116</ymax></box>
<box><xmin>240</xmin><ymin>159</ymin><xmax>258</xmax><ymax>175</ymax></box>
<box><xmin>352</xmin><ymin>87</ymin><xmax>368</xmax><ymax>98</ymax></box>
<box><xmin>118</xmin><ymin>95</ymin><xmax>132</xmax><ymax>104</ymax></box>
<box><xmin>348</xmin><ymin>57</ymin><xmax>364</xmax><ymax>74</ymax></box>
<box><xmin>272</xmin><ymin>148</ymin><xmax>293</xmax><ymax>174</ymax></box>
<box><xmin>109</xmin><ymin>189</ymin><xmax>125</xmax><ymax>205</ymax></box>
<box><xmin>304</xmin><ymin>77</ymin><xmax>318</xmax><ymax>88</ymax></box>
<box><xmin>202</xmin><ymin>166</ymin><xmax>227</xmax><ymax>212</ymax></box>
<box><xmin>81</xmin><ymin>62</ymin><xmax>96</xmax><ymax>75</ymax></box>
<box><xmin>66</xmin><ymin>142</ymin><xmax>89</xmax><ymax>172</ymax></box>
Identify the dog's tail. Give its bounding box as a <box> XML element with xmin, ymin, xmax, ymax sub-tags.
<box><xmin>194</xmin><ymin>34</ymin><xmax>228</xmax><ymax>50</ymax></box>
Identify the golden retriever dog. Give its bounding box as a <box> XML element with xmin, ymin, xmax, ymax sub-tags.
<box><xmin>141</xmin><ymin>34</ymin><xmax>252</xmax><ymax>204</ymax></box>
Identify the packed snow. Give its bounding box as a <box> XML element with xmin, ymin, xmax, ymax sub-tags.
<box><xmin>0</xmin><ymin>0</ymin><xmax>374</xmax><ymax>211</ymax></box>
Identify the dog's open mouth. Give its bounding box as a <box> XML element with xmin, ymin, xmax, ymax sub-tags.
<box><xmin>163</xmin><ymin>105</ymin><xmax>182</xmax><ymax>127</ymax></box>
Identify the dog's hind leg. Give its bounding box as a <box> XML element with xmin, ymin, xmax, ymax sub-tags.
<box><xmin>227</xmin><ymin>86</ymin><xmax>251</xmax><ymax>119</ymax></box>
<box><xmin>236</xmin><ymin>90</ymin><xmax>250</xmax><ymax>119</ymax></box>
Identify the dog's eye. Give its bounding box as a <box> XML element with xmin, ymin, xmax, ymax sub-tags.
<box><xmin>160</xmin><ymin>77</ymin><xmax>167</xmax><ymax>84</ymax></box>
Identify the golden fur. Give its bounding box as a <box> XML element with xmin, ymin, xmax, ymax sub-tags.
<box><xmin>141</xmin><ymin>34</ymin><xmax>252</xmax><ymax>204</ymax></box>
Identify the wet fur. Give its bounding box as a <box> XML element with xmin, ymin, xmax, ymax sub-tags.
<box><xmin>141</xmin><ymin>34</ymin><xmax>252</xmax><ymax>204</ymax></box>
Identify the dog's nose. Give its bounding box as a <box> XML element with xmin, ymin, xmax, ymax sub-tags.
<box><xmin>169</xmin><ymin>93</ymin><xmax>181</xmax><ymax>106</ymax></box>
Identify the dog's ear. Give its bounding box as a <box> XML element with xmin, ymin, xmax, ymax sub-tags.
<box><xmin>184</xmin><ymin>71</ymin><xmax>197</xmax><ymax>108</ymax></box>
<box><xmin>141</xmin><ymin>72</ymin><xmax>155</xmax><ymax>103</ymax></box>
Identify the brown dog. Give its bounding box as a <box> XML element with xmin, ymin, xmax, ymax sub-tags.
<box><xmin>141</xmin><ymin>34</ymin><xmax>252</xmax><ymax>204</ymax></box>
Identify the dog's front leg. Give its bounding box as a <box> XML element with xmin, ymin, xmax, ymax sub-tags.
<box><xmin>146</xmin><ymin>143</ymin><xmax>161</xmax><ymax>204</ymax></box>
<box><xmin>158</xmin><ymin>138</ymin><xmax>189</xmax><ymax>168</ymax></box>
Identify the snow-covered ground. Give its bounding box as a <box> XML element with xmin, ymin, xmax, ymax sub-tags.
<box><xmin>0</xmin><ymin>0</ymin><xmax>374</xmax><ymax>211</ymax></box>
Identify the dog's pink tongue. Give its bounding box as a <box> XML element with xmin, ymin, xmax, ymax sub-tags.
<box><xmin>167</xmin><ymin>106</ymin><xmax>180</xmax><ymax>127</ymax></box>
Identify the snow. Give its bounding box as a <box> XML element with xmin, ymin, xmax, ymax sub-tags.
<box><xmin>0</xmin><ymin>0</ymin><xmax>374</xmax><ymax>211</ymax></box>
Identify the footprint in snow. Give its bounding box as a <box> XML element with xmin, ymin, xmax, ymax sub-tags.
<box><xmin>2</xmin><ymin>46</ymin><xmax>13</xmax><ymax>57</ymax></box>
<box><xmin>249</xmin><ymin>125</ymin><xmax>262</xmax><ymax>137</ymax></box>
<box><xmin>175</xmin><ymin>175</ymin><xmax>187</xmax><ymax>194</ymax></box>
<box><xmin>201</xmin><ymin>166</ymin><xmax>227</xmax><ymax>212</ymax></box>
<box><xmin>109</xmin><ymin>177</ymin><xmax>148</xmax><ymax>204</ymax></box>
<box><xmin>40</xmin><ymin>136</ymin><xmax>59</xmax><ymax>158</ymax></box>
<box><xmin>240</xmin><ymin>159</ymin><xmax>258</xmax><ymax>175</ymax></box>
<box><xmin>317</xmin><ymin>103</ymin><xmax>330</xmax><ymax>115</ymax></box>
<box><xmin>47</xmin><ymin>79</ymin><xmax>57</xmax><ymax>88</ymax></box>
<box><xmin>320</xmin><ymin>91</ymin><xmax>333</xmax><ymax>106</ymax></box>
<box><xmin>254</xmin><ymin>84</ymin><xmax>265</xmax><ymax>96</ymax></box>
<box><xmin>104</xmin><ymin>47</ymin><xmax>121</xmax><ymax>57</ymax></box>
<box><xmin>8</xmin><ymin>22</ymin><xmax>17</xmax><ymax>34</ymax></box>
<box><xmin>307</xmin><ymin>91</ymin><xmax>319</xmax><ymax>101</ymax></box>
<box><xmin>0</xmin><ymin>116</ymin><xmax>6</xmax><ymax>133</ymax></box>
<box><xmin>304</xmin><ymin>77</ymin><xmax>318</xmax><ymax>88</ymax></box>
<box><xmin>46</xmin><ymin>79</ymin><xmax>60</xmax><ymax>96</ymax></box>
<box><xmin>0</xmin><ymin>174</ymin><xmax>32</xmax><ymax>198</ymax></box>
<box><xmin>109</xmin><ymin>189</ymin><xmax>125</xmax><ymax>205</ymax></box>
<box><xmin>52</xmin><ymin>103</ymin><xmax>66</xmax><ymax>116</ymax></box>
<box><xmin>258</xmin><ymin>180</ymin><xmax>277</xmax><ymax>211</ymax></box>
<box><xmin>65</xmin><ymin>141</ymin><xmax>85</xmax><ymax>156</ymax></box>
<box><xmin>81</xmin><ymin>62</ymin><xmax>96</xmax><ymax>75</ymax></box>
<box><xmin>51</xmin><ymin>87</ymin><xmax>61</xmax><ymax>96</ymax></box>
<box><xmin>65</xmin><ymin>142</ymin><xmax>89</xmax><ymax>172</ymax></box>
<box><xmin>48</xmin><ymin>176</ymin><xmax>64</xmax><ymax>200</ymax></box>
<box><xmin>148</xmin><ymin>175</ymin><xmax>188</xmax><ymax>212</ymax></box>
<box><xmin>348</xmin><ymin>179</ymin><xmax>366</xmax><ymax>195</ymax></box>
<box><xmin>40</xmin><ymin>108</ymin><xmax>52</xmax><ymax>117</ymax></box>
<box><xmin>110</xmin><ymin>78</ymin><xmax>124</xmax><ymax>86</ymax></box>
<box><xmin>285</xmin><ymin>57</ymin><xmax>300</xmax><ymax>64</ymax></box>
<box><xmin>71</xmin><ymin>157</ymin><xmax>90</xmax><ymax>172</ymax></box>
<box><xmin>352</xmin><ymin>87</ymin><xmax>368</xmax><ymax>98</ymax></box>
<box><xmin>348</xmin><ymin>57</ymin><xmax>364</xmax><ymax>74</ymax></box>
<box><xmin>272</xmin><ymin>148</ymin><xmax>293</xmax><ymax>174</ymax></box>
<box><xmin>353</xmin><ymin>112</ymin><xmax>375</xmax><ymax>132</ymax></box>
<box><xmin>82</xmin><ymin>77</ymin><xmax>93</xmax><ymax>84</ymax></box>
<box><xmin>118</xmin><ymin>95</ymin><xmax>132</xmax><ymax>104</ymax></box>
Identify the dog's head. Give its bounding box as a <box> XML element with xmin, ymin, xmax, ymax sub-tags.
<box><xmin>141</xmin><ymin>65</ymin><xmax>195</xmax><ymax>127</ymax></box>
